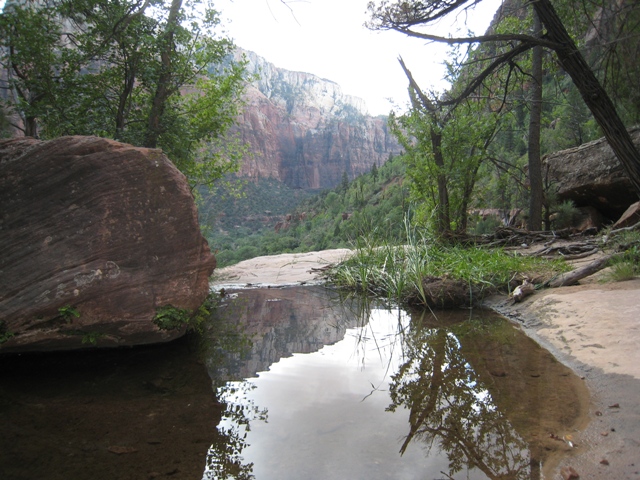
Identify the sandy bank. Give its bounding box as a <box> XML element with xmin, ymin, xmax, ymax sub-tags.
<box><xmin>486</xmin><ymin>279</ymin><xmax>640</xmax><ymax>479</ymax></box>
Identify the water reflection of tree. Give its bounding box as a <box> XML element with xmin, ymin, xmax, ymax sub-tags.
<box><xmin>203</xmin><ymin>380</ymin><xmax>267</xmax><ymax>480</ymax></box>
<box><xmin>387</xmin><ymin>314</ymin><xmax>538</xmax><ymax>480</ymax></box>
<box><xmin>202</xmin><ymin>308</ymin><xmax>267</xmax><ymax>480</ymax></box>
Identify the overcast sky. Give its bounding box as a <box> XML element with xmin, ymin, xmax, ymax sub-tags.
<box><xmin>0</xmin><ymin>0</ymin><xmax>502</xmax><ymax>115</ymax></box>
<box><xmin>216</xmin><ymin>0</ymin><xmax>503</xmax><ymax>115</ymax></box>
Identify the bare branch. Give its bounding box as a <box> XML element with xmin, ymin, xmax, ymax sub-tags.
<box><xmin>398</xmin><ymin>56</ymin><xmax>437</xmax><ymax>113</ymax></box>
<box><xmin>393</xmin><ymin>28</ymin><xmax>563</xmax><ymax>50</ymax></box>
<box><xmin>440</xmin><ymin>42</ymin><xmax>533</xmax><ymax>106</ymax></box>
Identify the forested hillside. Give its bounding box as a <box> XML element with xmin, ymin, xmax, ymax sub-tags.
<box><xmin>207</xmin><ymin>156</ymin><xmax>408</xmax><ymax>266</ymax></box>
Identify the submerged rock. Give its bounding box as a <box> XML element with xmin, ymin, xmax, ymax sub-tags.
<box><xmin>0</xmin><ymin>136</ymin><xmax>216</xmax><ymax>353</ymax></box>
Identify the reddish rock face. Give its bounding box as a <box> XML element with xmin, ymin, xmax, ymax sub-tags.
<box><xmin>228</xmin><ymin>48</ymin><xmax>403</xmax><ymax>190</ymax></box>
<box><xmin>233</xmin><ymin>84</ymin><xmax>401</xmax><ymax>189</ymax></box>
<box><xmin>0</xmin><ymin>136</ymin><xmax>216</xmax><ymax>352</ymax></box>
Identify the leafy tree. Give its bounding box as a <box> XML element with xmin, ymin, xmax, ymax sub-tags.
<box><xmin>0</xmin><ymin>1</ymin><xmax>76</xmax><ymax>137</ymax></box>
<box><xmin>0</xmin><ymin>0</ymin><xmax>248</xmax><ymax>188</ymax></box>
<box><xmin>339</xmin><ymin>170</ymin><xmax>350</xmax><ymax>193</ymax></box>
<box><xmin>367</xmin><ymin>0</ymin><xmax>640</xmax><ymax>199</ymax></box>
<box><xmin>391</xmin><ymin>58</ymin><xmax>498</xmax><ymax>235</ymax></box>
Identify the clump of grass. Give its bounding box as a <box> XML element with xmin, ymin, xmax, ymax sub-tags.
<box><xmin>599</xmin><ymin>224</ymin><xmax>640</xmax><ymax>282</ymax></box>
<box><xmin>601</xmin><ymin>259</ymin><xmax>638</xmax><ymax>283</ymax></box>
<box><xmin>328</xmin><ymin>223</ymin><xmax>568</xmax><ymax>308</ymax></box>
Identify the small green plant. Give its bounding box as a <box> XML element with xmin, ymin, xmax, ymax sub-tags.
<box><xmin>552</xmin><ymin>200</ymin><xmax>581</xmax><ymax>229</ymax></box>
<box><xmin>82</xmin><ymin>331</ymin><xmax>105</xmax><ymax>345</ymax></box>
<box><xmin>58</xmin><ymin>305</ymin><xmax>80</xmax><ymax>323</ymax></box>
<box><xmin>154</xmin><ymin>295</ymin><xmax>223</xmax><ymax>334</ymax></box>
<box><xmin>471</xmin><ymin>215</ymin><xmax>502</xmax><ymax>235</ymax></box>
<box><xmin>0</xmin><ymin>320</ymin><xmax>14</xmax><ymax>345</ymax></box>
<box><xmin>153</xmin><ymin>305</ymin><xmax>192</xmax><ymax>331</ymax></box>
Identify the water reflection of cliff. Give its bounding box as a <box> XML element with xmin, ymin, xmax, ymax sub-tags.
<box><xmin>202</xmin><ymin>289</ymin><xmax>590</xmax><ymax>480</ymax></box>
<box><xmin>206</xmin><ymin>286</ymin><xmax>360</xmax><ymax>381</ymax></box>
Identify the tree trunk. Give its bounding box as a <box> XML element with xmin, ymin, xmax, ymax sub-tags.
<box><xmin>527</xmin><ymin>9</ymin><xmax>544</xmax><ymax>230</ymax></box>
<box><xmin>115</xmin><ymin>57</ymin><xmax>136</xmax><ymax>140</ymax></box>
<box><xmin>533</xmin><ymin>0</ymin><xmax>640</xmax><ymax>198</ymax></box>
<box><xmin>430</xmin><ymin>128</ymin><xmax>451</xmax><ymax>234</ymax></box>
<box><xmin>399</xmin><ymin>329</ymin><xmax>447</xmax><ymax>455</ymax></box>
<box><xmin>24</xmin><ymin>116</ymin><xmax>38</xmax><ymax>138</ymax></box>
<box><xmin>144</xmin><ymin>0</ymin><xmax>182</xmax><ymax>148</ymax></box>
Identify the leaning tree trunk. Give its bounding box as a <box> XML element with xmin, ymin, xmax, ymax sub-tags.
<box><xmin>527</xmin><ymin>9</ymin><xmax>544</xmax><ymax>231</ymax></box>
<box><xmin>532</xmin><ymin>0</ymin><xmax>640</xmax><ymax>198</ymax></box>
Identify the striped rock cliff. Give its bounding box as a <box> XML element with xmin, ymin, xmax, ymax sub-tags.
<box><xmin>230</xmin><ymin>49</ymin><xmax>402</xmax><ymax>189</ymax></box>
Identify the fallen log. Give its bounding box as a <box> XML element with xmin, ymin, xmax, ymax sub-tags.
<box><xmin>606</xmin><ymin>220</ymin><xmax>640</xmax><ymax>237</ymax></box>
<box><xmin>545</xmin><ymin>254</ymin><xmax>614</xmax><ymax>288</ymax></box>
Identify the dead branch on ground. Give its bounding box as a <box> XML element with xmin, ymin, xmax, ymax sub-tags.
<box><xmin>544</xmin><ymin>254</ymin><xmax>617</xmax><ymax>287</ymax></box>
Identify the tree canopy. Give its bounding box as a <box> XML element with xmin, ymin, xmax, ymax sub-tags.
<box><xmin>0</xmin><ymin>0</ymin><xmax>249</xmax><ymax>188</ymax></box>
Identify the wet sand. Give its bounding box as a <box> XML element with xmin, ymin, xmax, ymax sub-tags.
<box><xmin>487</xmin><ymin>279</ymin><xmax>640</xmax><ymax>480</ymax></box>
<box><xmin>213</xmin><ymin>250</ymin><xmax>640</xmax><ymax>479</ymax></box>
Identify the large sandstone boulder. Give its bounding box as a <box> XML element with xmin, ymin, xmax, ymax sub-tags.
<box><xmin>0</xmin><ymin>136</ymin><xmax>216</xmax><ymax>353</ymax></box>
<box><xmin>544</xmin><ymin>127</ymin><xmax>640</xmax><ymax>220</ymax></box>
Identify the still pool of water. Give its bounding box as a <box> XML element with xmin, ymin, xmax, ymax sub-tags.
<box><xmin>0</xmin><ymin>286</ymin><xmax>589</xmax><ymax>480</ymax></box>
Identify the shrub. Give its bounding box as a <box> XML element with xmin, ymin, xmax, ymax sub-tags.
<box><xmin>552</xmin><ymin>201</ymin><xmax>580</xmax><ymax>229</ymax></box>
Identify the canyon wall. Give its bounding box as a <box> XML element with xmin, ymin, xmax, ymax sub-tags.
<box><xmin>230</xmin><ymin>49</ymin><xmax>403</xmax><ymax>190</ymax></box>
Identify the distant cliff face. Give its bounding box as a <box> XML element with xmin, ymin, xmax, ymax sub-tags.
<box><xmin>231</xmin><ymin>49</ymin><xmax>403</xmax><ymax>190</ymax></box>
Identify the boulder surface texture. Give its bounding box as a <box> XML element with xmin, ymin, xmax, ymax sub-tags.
<box><xmin>0</xmin><ymin>136</ymin><xmax>216</xmax><ymax>353</ymax></box>
<box><xmin>544</xmin><ymin>127</ymin><xmax>640</xmax><ymax>220</ymax></box>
